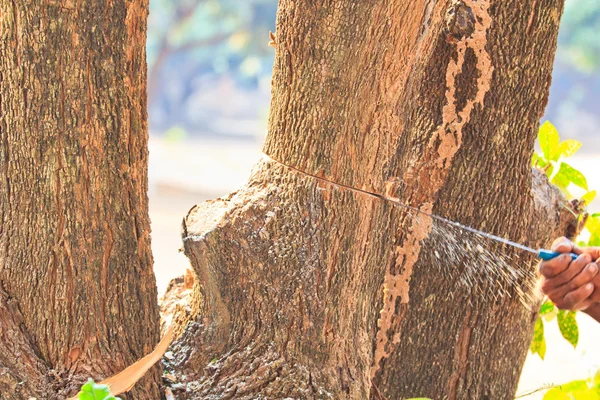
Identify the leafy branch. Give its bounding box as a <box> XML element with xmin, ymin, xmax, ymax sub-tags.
<box><xmin>74</xmin><ymin>379</ymin><xmax>120</xmax><ymax>400</ymax></box>
<box><xmin>528</xmin><ymin>121</ymin><xmax>600</xmax><ymax>399</ymax></box>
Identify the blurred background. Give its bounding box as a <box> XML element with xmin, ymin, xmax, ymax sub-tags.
<box><xmin>144</xmin><ymin>0</ymin><xmax>600</xmax><ymax>398</ymax></box>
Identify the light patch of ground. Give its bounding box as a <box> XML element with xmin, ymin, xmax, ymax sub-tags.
<box><xmin>148</xmin><ymin>135</ymin><xmax>264</xmax><ymax>295</ymax></box>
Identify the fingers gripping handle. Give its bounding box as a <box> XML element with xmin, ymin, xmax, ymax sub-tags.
<box><xmin>538</xmin><ymin>249</ymin><xmax>579</xmax><ymax>261</ymax></box>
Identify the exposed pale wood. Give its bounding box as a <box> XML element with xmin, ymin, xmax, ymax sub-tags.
<box><xmin>67</xmin><ymin>326</ymin><xmax>176</xmax><ymax>400</ymax></box>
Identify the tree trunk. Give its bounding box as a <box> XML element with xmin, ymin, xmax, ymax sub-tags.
<box><xmin>170</xmin><ymin>0</ymin><xmax>575</xmax><ymax>399</ymax></box>
<box><xmin>0</xmin><ymin>1</ymin><xmax>161</xmax><ymax>398</ymax></box>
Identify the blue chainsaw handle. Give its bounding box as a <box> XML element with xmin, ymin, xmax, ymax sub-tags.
<box><xmin>538</xmin><ymin>249</ymin><xmax>579</xmax><ymax>261</ymax></box>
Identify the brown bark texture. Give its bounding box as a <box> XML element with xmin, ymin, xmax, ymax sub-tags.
<box><xmin>170</xmin><ymin>0</ymin><xmax>575</xmax><ymax>399</ymax></box>
<box><xmin>0</xmin><ymin>1</ymin><xmax>161</xmax><ymax>398</ymax></box>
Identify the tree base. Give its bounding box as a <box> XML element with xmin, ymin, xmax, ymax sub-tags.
<box><xmin>166</xmin><ymin>158</ymin><xmax>576</xmax><ymax>399</ymax></box>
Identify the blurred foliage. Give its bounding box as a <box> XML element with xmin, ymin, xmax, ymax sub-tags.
<box><xmin>547</xmin><ymin>0</ymin><xmax>600</xmax><ymax>146</ymax></box>
<box><xmin>542</xmin><ymin>371</ymin><xmax>600</xmax><ymax>399</ymax></box>
<box><xmin>558</xmin><ymin>0</ymin><xmax>600</xmax><ymax>73</ymax></box>
<box><xmin>148</xmin><ymin>0</ymin><xmax>276</xmax><ymax>85</ymax></box>
<box><xmin>146</xmin><ymin>0</ymin><xmax>600</xmax><ymax>84</ymax></box>
<box><xmin>146</xmin><ymin>0</ymin><xmax>600</xmax><ymax>140</ymax></box>
<box><xmin>147</xmin><ymin>0</ymin><xmax>277</xmax><ymax>133</ymax></box>
<box><xmin>164</xmin><ymin>126</ymin><xmax>189</xmax><ymax>143</ymax></box>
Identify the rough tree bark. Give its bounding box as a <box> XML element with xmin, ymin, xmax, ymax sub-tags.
<box><xmin>0</xmin><ymin>1</ymin><xmax>161</xmax><ymax>398</ymax></box>
<box><xmin>169</xmin><ymin>0</ymin><xmax>575</xmax><ymax>399</ymax></box>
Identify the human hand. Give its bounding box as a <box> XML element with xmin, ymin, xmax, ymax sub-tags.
<box><xmin>539</xmin><ymin>237</ymin><xmax>600</xmax><ymax>311</ymax></box>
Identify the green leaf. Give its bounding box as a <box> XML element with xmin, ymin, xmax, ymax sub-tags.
<box><xmin>589</xmin><ymin>233</ymin><xmax>600</xmax><ymax>247</ymax></box>
<box><xmin>562</xmin><ymin>163</ymin><xmax>589</xmax><ymax>190</ymax></box>
<box><xmin>551</xmin><ymin>166</ymin><xmax>572</xmax><ymax>193</ymax></box>
<box><xmin>530</xmin><ymin>318</ymin><xmax>546</xmax><ymax>359</ymax></box>
<box><xmin>587</xmin><ymin>215</ymin><xmax>600</xmax><ymax>231</ymax></box>
<box><xmin>540</xmin><ymin>300</ymin><xmax>557</xmax><ymax>321</ymax></box>
<box><xmin>557</xmin><ymin>310</ymin><xmax>579</xmax><ymax>348</ymax></box>
<box><xmin>540</xmin><ymin>300</ymin><xmax>555</xmax><ymax>315</ymax></box>
<box><xmin>543</xmin><ymin>378</ymin><xmax>600</xmax><ymax>400</ymax></box>
<box><xmin>81</xmin><ymin>379</ymin><xmax>95</xmax><ymax>392</ymax></box>
<box><xmin>534</xmin><ymin>153</ymin><xmax>549</xmax><ymax>167</ymax></box>
<box><xmin>543</xmin><ymin>388</ymin><xmax>571</xmax><ymax>400</ymax></box>
<box><xmin>539</xmin><ymin>121</ymin><xmax>561</xmax><ymax>162</ymax></box>
<box><xmin>552</xmin><ymin>163</ymin><xmax>588</xmax><ymax>191</ymax></box>
<box><xmin>557</xmin><ymin>139</ymin><xmax>582</xmax><ymax>158</ymax></box>
<box><xmin>582</xmin><ymin>190</ymin><xmax>597</xmax><ymax>206</ymax></box>
<box><xmin>532</xmin><ymin>152</ymin><xmax>555</xmax><ymax>178</ymax></box>
<box><xmin>77</xmin><ymin>379</ymin><xmax>120</xmax><ymax>400</ymax></box>
<box><xmin>586</xmin><ymin>216</ymin><xmax>600</xmax><ymax>244</ymax></box>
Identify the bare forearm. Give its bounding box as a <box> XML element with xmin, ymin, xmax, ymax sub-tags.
<box><xmin>584</xmin><ymin>303</ymin><xmax>600</xmax><ymax>323</ymax></box>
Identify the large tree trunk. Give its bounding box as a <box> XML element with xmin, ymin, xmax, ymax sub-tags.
<box><xmin>170</xmin><ymin>0</ymin><xmax>575</xmax><ymax>399</ymax></box>
<box><xmin>0</xmin><ymin>1</ymin><xmax>161</xmax><ymax>398</ymax></box>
